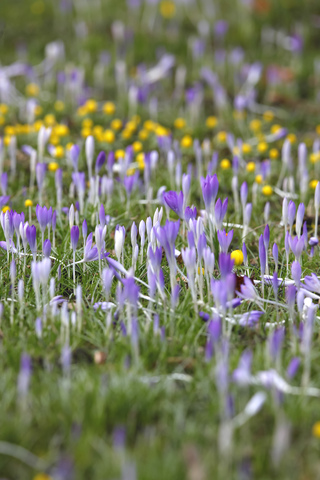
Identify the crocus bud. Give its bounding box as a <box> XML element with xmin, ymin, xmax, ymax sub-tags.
<box><xmin>43</xmin><ymin>239</ymin><xmax>51</xmax><ymax>257</ymax></box>
<box><xmin>70</xmin><ymin>225</ymin><xmax>79</xmax><ymax>251</ymax></box>
<box><xmin>70</xmin><ymin>144</ymin><xmax>80</xmax><ymax>171</ymax></box>
<box><xmin>95</xmin><ymin>151</ymin><xmax>106</xmax><ymax>175</ymax></box>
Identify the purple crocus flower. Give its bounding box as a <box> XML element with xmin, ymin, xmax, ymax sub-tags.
<box><xmin>200</xmin><ymin>174</ymin><xmax>219</xmax><ymax>211</ymax></box>
<box><xmin>286</xmin><ymin>285</ymin><xmax>296</xmax><ymax>313</ymax></box>
<box><xmin>272</xmin><ymin>243</ymin><xmax>278</xmax><ymax>269</ymax></box>
<box><xmin>239</xmin><ymin>310</ymin><xmax>263</xmax><ymax>327</ymax></box>
<box><xmin>17</xmin><ymin>353</ymin><xmax>32</xmax><ymax>397</ymax></box>
<box><xmin>83</xmin><ymin>233</ymin><xmax>99</xmax><ymax>262</ymax></box>
<box><xmin>70</xmin><ymin>226</ymin><xmax>79</xmax><ymax>251</ymax></box>
<box><xmin>123</xmin><ymin>172</ymin><xmax>139</xmax><ymax>197</ymax></box>
<box><xmin>288</xmin><ymin>201</ymin><xmax>296</xmax><ymax>233</ymax></box>
<box><xmin>36</xmin><ymin>163</ymin><xmax>47</xmax><ymax>191</ymax></box>
<box><xmin>287</xmin><ymin>357</ymin><xmax>300</xmax><ymax>379</ymax></box>
<box><xmin>269</xmin><ymin>327</ymin><xmax>285</xmax><ymax>361</ymax></box>
<box><xmin>238</xmin><ymin>277</ymin><xmax>258</xmax><ymax>301</ymax></box>
<box><xmin>70</xmin><ymin>144</ymin><xmax>80</xmax><ymax>171</ymax></box>
<box><xmin>233</xmin><ymin>350</ymin><xmax>252</xmax><ymax>386</ymax></box>
<box><xmin>219</xmin><ymin>252</ymin><xmax>234</xmax><ymax>279</ymax></box>
<box><xmin>1</xmin><ymin>173</ymin><xmax>7</xmax><ymax>195</ymax></box>
<box><xmin>163</xmin><ymin>191</ymin><xmax>184</xmax><ymax>219</ymax></box>
<box><xmin>36</xmin><ymin>205</ymin><xmax>50</xmax><ymax>233</ymax></box>
<box><xmin>102</xmin><ymin>267</ymin><xmax>114</xmax><ymax>299</ymax></box>
<box><xmin>185</xmin><ymin>206</ymin><xmax>197</xmax><ymax>223</ymax></box>
<box><xmin>217</xmin><ymin>229</ymin><xmax>233</xmax><ymax>253</ymax></box>
<box><xmin>289</xmin><ymin>235</ymin><xmax>305</xmax><ymax>261</ymax></box>
<box><xmin>291</xmin><ymin>261</ymin><xmax>301</xmax><ymax>288</ymax></box>
<box><xmin>26</xmin><ymin>225</ymin><xmax>37</xmax><ymax>256</ymax></box>
<box><xmin>82</xmin><ymin>219</ymin><xmax>87</xmax><ymax>240</ymax></box>
<box><xmin>155</xmin><ymin>220</ymin><xmax>180</xmax><ymax>272</ymax></box>
<box><xmin>303</xmin><ymin>274</ymin><xmax>320</xmax><ymax>293</ymax></box>
<box><xmin>259</xmin><ymin>234</ymin><xmax>266</xmax><ymax>278</ymax></box>
<box><xmin>43</xmin><ymin>239</ymin><xmax>51</xmax><ymax>258</ymax></box>
<box><xmin>214</xmin><ymin>198</ymin><xmax>228</xmax><ymax>230</ymax></box>
<box><xmin>95</xmin><ymin>151</ymin><xmax>106</xmax><ymax>174</ymax></box>
<box><xmin>240</xmin><ymin>181</ymin><xmax>248</xmax><ymax>209</ymax></box>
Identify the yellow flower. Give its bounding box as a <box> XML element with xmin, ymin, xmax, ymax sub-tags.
<box><xmin>287</xmin><ymin>133</ymin><xmax>297</xmax><ymax>144</ymax></box>
<box><xmin>82</xmin><ymin>118</ymin><xmax>93</xmax><ymax>128</ymax></box>
<box><xmin>257</xmin><ymin>142</ymin><xmax>268</xmax><ymax>154</ymax></box>
<box><xmin>255</xmin><ymin>174</ymin><xmax>263</xmax><ymax>184</ymax></box>
<box><xmin>217</xmin><ymin>131</ymin><xmax>227</xmax><ymax>143</ymax></box>
<box><xmin>2</xmin><ymin>206</ymin><xmax>10</xmax><ymax>213</ymax></box>
<box><xmin>81</xmin><ymin>127</ymin><xmax>91</xmax><ymax>138</ymax></box>
<box><xmin>220</xmin><ymin>159</ymin><xmax>231</xmax><ymax>170</ymax></box>
<box><xmin>246</xmin><ymin>162</ymin><xmax>255</xmax><ymax>173</ymax></box>
<box><xmin>174</xmin><ymin>118</ymin><xmax>186</xmax><ymax>129</ymax></box>
<box><xmin>126</xmin><ymin>167</ymin><xmax>136</xmax><ymax>176</ymax></box>
<box><xmin>137</xmin><ymin>153</ymin><xmax>145</xmax><ymax>170</ymax></box>
<box><xmin>310</xmin><ymin>180</ymin><xmax>319</xmax><ymax>190</ymax></box>
<box><xmin>4</xmin><ymin>136</ymin><xmax>11</xmax><ymax>147</ymax></box>
<box><xmin>270</xmin><ymin>124</ymin><xmax>282</xmax><ymax>134</ymax></box>
<box><xmin>50</xmin><ymin>135</ymin><xmax>60</xmax><ymax>146</ymax></box>
<box><xmin>312</xmin><ymin>422</ymin><xmax>320</xmax><ymax>438</ymax></box>
<box><xmin>48</xmin><ymin>161</ymin><xmax>59</xmax><ymax>172</ymax></box>
<box><xmin>131</xmin><ymin>114</ymin><xmax>141</xmax><ymax>125</ymax></box>
<box><xmin>33</xmin><ymin>474</ymin><xmax>52</xmax><ymax>480</ymax></box>
<box><xmin>126</xmin><ymin>121</ymin><xmax>137</xmax><ymax>133</ymax></box>
<box><xmin>103</xmin><ymin>102</ymin><xmax>116</xmax><ymax>115</ymax></box>
<box><xmin>316</xmin><ymin>125</ymin><xmax>320</xmax><ymax>136</ymax></box>
<box><xmin>4</xmin><ymin>126</ymin><xmax>15</xmax><ymax>136</ymax></box>
<box><xmin>262</xmin><ymin>185</ymin><xmax>273</xmax><ymax>196</ymax></box>
<box><xmin>121</xmin><ymin>129</ymin><xmax>132</xmax><ymax>140</ymax></box>
<box><xmin>26</xmin><ymin>83</ymin><xmax>39</xmax><ymax>97</ymax></box>
<box><xmin>160</xmin><ymin>0</ymin><xmax>176</xmax><ymax>18</ymax></box>
<box><xmin>85</xmin><ymin>99</ymin><xmax>98</xmax><ymax>113</ymax></box>
<box><xmin>66</xmin><ymin>142</ymin><xmax>73</xmax><ymax>150</ymax></box>
<box><xmin>55</xmin><ymin>124</ymin><xmax>69</xmax><ymax>137</ymax></box>
<box><xmin>103</xmin><ymin>130</ymin><xmax>115</xmax><ymax>143</ymax></box>
<box><xmin>54</xmin><ymin>146</ymin><xmax>64</xmax><ymax>159</ymax></box>
<box><xmin>115</xmin><ymin>149</ymin><xmax>125</xmax><ymax>160</ymax></box>
<box><xmin>138</xmin><ymin>129</ymin><xmax>149</xmax><ymax>140</ymax></box>
<box><xmin>54</xmin><ymin>100</ymin><xmax>65</xmax><ymax>112</ymax></box>
<box><xmin>132</xmin><ymin>141</ymin><xmax>143</xmax><ymax>153</ymax></box>
<box><xmin>263</xmin><ymin>110</ymin><xmax>274</xmax><ymax>122</ymax></box>
<box><xmin>155</xmin><ymin>125</ymin><xmax>168</xmax><ymax>137</ymax></box>
<box><xmin>144</xmin><ymin>120</ymin><xmax>155</xmax><ymax>131</ymax></box>
<box><xmin>206</xmin><ymin>116</ymin><xmax>217</xmax><ymax>129</ymax></box>
<box><xmin>249</xmin><ymin>119</ymin><xmax>261</xmax><ymax>132</ymax></box>
<box><xmin>93</xmin><ymin>125</ymin><xmax>103</xmax><ymax>136</ymax></box>
<box><xmin>33</xmin><ymin>120</ymin><xmax>43</xmax><ymax>131</ymax></box>
<box><xmin>44</xmin><ymin>114</ymin><xmax>56</xmax><ymax>127</ymax></box>
<box><xmin>242</xmin><ymin>143</ymin><xmax>252</xmax><ymax>154</ymax></box>
<box><xmin>111</xmin><ymin>119</ymin><xmax>123</xmax><ymax>131</ymax></box>
<box><xmin>181</xmin><ymin>135</ymin><xmax>193</xmax><ymax>148</ymax></box>
<box><xmin>231</xmin><ymin>250</ymin><xmax>244</xmax><ymax>266</ymax></box>
<box><xmin>77</xmin><ymin>106</ymin><xmax>87</xmax><ymax>116</ymax></box>
<box><xmin>0</xmin><ymin>104</ymin><xmax>8</xmax><ymax>115</ymax></box>
<box><xmin>0</xmin><ymin>116</ymin><xmax>5</xmax><ymax>126</ymax></box>
<box><xmin>25</xmin><ymin>199</ymin><xmax>33</xmax><ymax>207</ymax></box>
<box><xmin>310</xmin><ymin>152</ymin><xmax>320</xmax><ymax>164</ymax></box>
<box><xmin>269</xmin><ymin>148</ymin><xmax>279</xmax><ymax>160</ymax></box>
